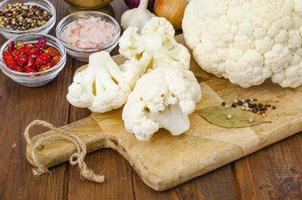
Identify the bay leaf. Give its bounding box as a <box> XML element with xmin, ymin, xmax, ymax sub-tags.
<box><xmin>197</xmin><ymin>106</ymin><xmax>271</xmax><ymax>128</ymax></box>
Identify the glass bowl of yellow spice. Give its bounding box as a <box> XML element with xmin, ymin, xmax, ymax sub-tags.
<box><xmin>65</xmin><ymin>0</ymin><xmax>113</xmax><ymax>10</ymax></box>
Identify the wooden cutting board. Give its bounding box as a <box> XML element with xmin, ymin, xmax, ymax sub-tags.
<box><xmin>26</xmin><ymin>35</ymin><xmax>302</xmax><ymax>191</ymax></box>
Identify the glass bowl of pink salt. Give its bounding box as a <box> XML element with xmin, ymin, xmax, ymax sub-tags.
<box><xmin>56</xmin><ymin>11</ymin><xmax>120</xmax><ymax>62</ymax></box>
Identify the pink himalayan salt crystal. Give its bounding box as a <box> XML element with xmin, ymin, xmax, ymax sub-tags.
<box><xmin>62</xmin><ymin>16</ymin><xmax>117</xmax><ymax>49</ymax></box>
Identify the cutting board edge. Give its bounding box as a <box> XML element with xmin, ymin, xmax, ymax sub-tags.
<box><xmin>139</xmin><ymin>120</ymin><xmax>302</xmax><ymax>191</ymax></box>
<box><xmin>25</xmin><ymin>116</ymin><xmax>302</xmax><ymax>191</ymax></box>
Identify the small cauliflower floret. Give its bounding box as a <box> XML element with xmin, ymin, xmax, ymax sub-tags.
<box><xmin>66</xmin><ymin>69</ymin><xmax>95</xmax><ymax>108</ymax></box>
<box><xmin>90</xmin><ymin>52</ymin><xmax>131</xmax><ymax>112</ymax></box>
<box><xmin>183</xmin><ymin>0</ymin><xmax>302</xmax><ymax>88</ymax></box>
<box><xmin>119</xmin><ymin>17</ymin><xmax>191</xmax><ymax>70</ymax></box>
<box><xmin>122</xmin><ymin>66</ymin><xmax>201</xmax><ymax>141</ymax></box>
<box><xmin>118</xmin><ymin>27</ymin><xmax>144</xmax><ymax>60</ymax></box>
<box><xmin>141</xmin><ymin>16</ymin><xmax>175</xmax><ymax>39</ymax></box>
<box><xmin>67</xmin><ymin>51</ymin><xmax>150</xmax><ymax>113</ymax></box>
<box><xmin>120</xmin><ymin>52</ymin><xmax>152</xmax><ymax>88</ymax></box>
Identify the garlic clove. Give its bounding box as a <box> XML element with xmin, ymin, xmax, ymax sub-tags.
<box><xmin>121</xmin><ymin>0</ymin><xmax>155</xmax><ymax>31</ymax></box>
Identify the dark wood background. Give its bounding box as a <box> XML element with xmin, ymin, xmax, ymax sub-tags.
<box><xmin>0</xmin><ymin>0</ymin><xmax>301</xmax><ymax>199</ymax></box>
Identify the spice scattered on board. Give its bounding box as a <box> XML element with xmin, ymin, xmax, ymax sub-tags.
<box><xmin>0</xmin><ymin>3</ymin><xmax>52</xmax><ymax>31</ymax></box>
<box><xmin>221</xmin><ymin>98</ymin><xmax>276</xmax><ymax>116</ymax></box>
<box><xmin>3</xmin><ymin>37</ymin><xmax>61</xmax><ymax>73</ymax></box>
<box><xmin>197</xmin><ymin>106</ymin><xmax>271</xmax><ymax>128</ymax></box>
<box><xmin>61</xmin><ymin>16</ymin><xmax>117</xmax><ymax>49</ymax></box>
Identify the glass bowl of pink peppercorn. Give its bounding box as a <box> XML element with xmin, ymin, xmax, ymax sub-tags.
<box><xmin>56</xmin><ymin>11</ymin><xmax>121</xmax><ymax>62</ymax></box>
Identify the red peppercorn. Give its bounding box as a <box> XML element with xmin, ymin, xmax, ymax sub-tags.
<box><xmin>24</xmin><ymin>66</ymin><xmax>36</xmax><ymax>73</ymax></box>
<box><xmin>20</xmin><ymin>44</ymin><xmax>33</xmax><ymax>56</ymax></box>
<box><xmin>35</xmin><ymin>53</ymin><xmax>52</xmax><ymax>66</ymax></box>
<box><xmin>30</xmin><ymin>47</ymin><xmax>42</xmax><ymax>58</ymax></box>
<box><xmin>7</xmin><ymin>41</ymin><xmax>15</xmax><ymax>52</ymax></box>
<box><xmin>35</xmin><ymin>37</ymin><xmax>47</xmax><ymax>50</ymax></box>
<box><xmin>3</xmin><ymin>51</ymin><xmax>17</xmax><ymax>69</ymax></box>
<box><xmin>15</xmin><ymin>54</ymin><xmax>28</xmax><ymax>67</ymax></box>
<box><xmin>10</xmin><ymin>49</ymin><xmax>21</xmax><ymax>60</ymax></box>
<box><xmin>2</xmin><ymin>37</ymin><xmax>61</xmax><ymax>73</ymax></box>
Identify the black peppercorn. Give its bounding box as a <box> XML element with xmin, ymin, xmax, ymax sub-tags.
<box><xmin>221</xmin><ymin>98</ymin><xmax>277</xmax><ymax>115</ymax></box>
<box><xmin>0</xmin><ymin>3</ymin><xmax>51</xmax><ymax>31</ymax></box>
<box><xmin>252</xmin><ymin>109</ymin><xmax>258</xmax><ymax>113</ymax></box>
<box><xmin>238</xmin><ymin>100</ymin><xmax>243</xmax><ymax>106</ymax></box>
<box><xmin>248</xmin><ymin>103</ymin><xmax>256</xmax><ymax>108</ymax></box>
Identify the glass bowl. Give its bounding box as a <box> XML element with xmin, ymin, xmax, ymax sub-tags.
<box><xmin>0</xmin><ymin>34</ymin><xmax>67</xmax><ymax>87</ymax></box>
<box><xmin>56</xmin><ymin>11</ymin><xmax>121</xmax><ymax>62</ymax></box>
<box><xmin>0</xmin><ymin>0</ymin><xmax>56</xmax><ymax>39</ymax></box>
<box><xmin>64</xmin><ymin>0</ymin><xmax>113</xmax><ymax>10</ymax></box>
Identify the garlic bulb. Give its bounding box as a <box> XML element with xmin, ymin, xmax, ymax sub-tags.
<box><xmin>121</xmin><ymin>0</ymin><xmax>155</xmax><ymax>31</ymax></box>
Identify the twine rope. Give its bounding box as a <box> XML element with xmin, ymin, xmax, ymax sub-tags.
<box><xmin>24</xmin><ymin>120</ymin><xmax>104</xmax><ymax>183</ymax></box>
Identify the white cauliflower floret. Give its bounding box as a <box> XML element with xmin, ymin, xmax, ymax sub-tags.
<box><xmin>183</xmin><ymin>0</ymin><xmax>302</xmax><ymax>88</ymax></box>
<box><xmin>119</xmin><ymin>17</ymin><xmax>191</xmax><ymax>70</ymax></box>
<box><xmin>67</xmin><ymin>51</ymin><xmax>150</xmax><ymax>113</ymax></box>
<box><xmin>118</xmin><ymin>27</ymin><xmax>144</xmax><ymax>60</ymax></box>
<box><xmin>66</xmin><ymin>18</ymin><xmax>191</xmax><ymax>114</ymax></box>
<box><xmin>88</xmin><ymin>53</ymin><xmax>130</xmax><ymax>112</ymax></box>
<box><xmin>66</xmin><ymin>69</ymin><xmax>95</xmax><ymax>108</ymax></box>
<box><xmin>120</xmin><ymin>52</ymin><xmax>152</xmax><ymax>88</ymax></box>
<box><xmin>122</xmin><ymin>66</ymin><xmax>201</xmax><ymax>141</ymax></box>
<box><xmin>141</xmin><ymin>16</ymin><xmax>175</xmax><ymax>39</ymax></box>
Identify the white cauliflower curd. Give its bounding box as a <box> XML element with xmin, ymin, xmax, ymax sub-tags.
<box><xmin>119</xmin><ymin>17</ymin><xmax>191</xmax><ymax>70</ymax></box>
<box><xmin>67</xmin><ymin>51</ymin><xmax>151</xmax><ymax>113</ymax></box>
<box><xmin>67</xmin><ymin>17</ymin><xmax>192</xmax><ymax>114</ymax></box>
<box><xmin>122</xmin><ymin>66</ymin><xmax>202</xmax><ymax>141</ymax></box>
<box><xmin>183</xmin><ymin>0</ymin><xmax>302</xmax><ymax>88</ymax></box>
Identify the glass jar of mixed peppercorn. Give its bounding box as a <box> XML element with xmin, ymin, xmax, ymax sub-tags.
<box><xmin>0</xmin><ymin>0</ymin><xmax>56</xmax><ymax>39</ymax></box>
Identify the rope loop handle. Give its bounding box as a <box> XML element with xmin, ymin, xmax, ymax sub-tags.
<box><xmin>24</xmin><ymin>120</ymin><xmax>105</xmax><ymax>183</ymax></box>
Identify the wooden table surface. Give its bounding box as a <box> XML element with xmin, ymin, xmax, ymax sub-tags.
<box><xmin>0</xmin><ymin>1</ymin><xmax>301</xmax><ymax>199</ymax></box>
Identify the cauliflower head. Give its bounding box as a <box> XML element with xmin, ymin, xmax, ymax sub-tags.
<box><xmin>183</xmin><ymin>0</ymin><xmax>302</xmax><ymax>88</ymax></box>
<box><xmin>67</xmin><ymin>51</ymin><xmax>150</xmax><ymax>113</ymax></box>
<box><xmin>119</xmin><ymin>17</ymin><xmax>191</xmax><ymax>70</ymax></box>
<box><xmin>122</xmin><ymin>66</ymin><xmax>202</xmax><ymax>141</ymax></box>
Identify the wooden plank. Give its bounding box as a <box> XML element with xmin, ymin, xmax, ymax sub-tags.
<box><xmin>66</xmin><ymin>2</ymin><xmax>134</xmax><ymax>199</ymax></box>
<box><xmin>133</xmin><ymin>165</ymin><xmax>237</xmax><ymax>200</ymax></box>
<box><xmin>66</xmin><ymin>61</ymin><xmax>135</xmax><ymax>200</ymax></box>
<box><xmin>233</xmin><ymin>133</ymin><xmax>302</xmax><ymax>200</ymax></box>
<box><xmin>67</xmin><ymin>148</ymin><xmax>135</xmax><ymax>200</ymax></box>
<box><xmin>0</xmin><ymin>1</ymin><xmax>71</xmax><ymax>199</ymax></box>
<box><xmin>0</xmin><ymin>42</ymin><xmax>72</xmax><ymax>198</ymax></box>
